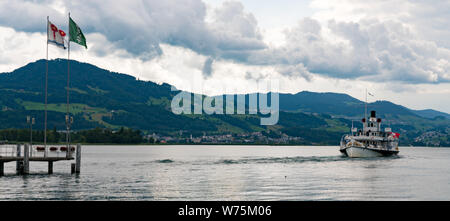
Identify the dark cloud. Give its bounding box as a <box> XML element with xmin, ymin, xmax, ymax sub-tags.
<box><xmin>202</xmin><ymin>57</ymin><xmax>213</xmax><ymax>77</ymax></box>
<box><xmin>0</xmin><ymin>0</ymin><xmax>449</xmax><ymax>84</ymax></box>
<box><xmin>276</xmin><ymin>64</ymin><xmax>313</xmax><ymax>81</ymax></box>
<box><xmin>0</xmin><ymin>0</ymin><xmax>266</xmax><ymax>61</ymax></box>
<box><xmin>246</xmin><ymin>17</ymin><xmax>450</xmax><ymax>84</ymax></box>
<box><xmin>0</xmin><ymin>0</ymin><xmax>65</xmax><ymax>32</ymax></box>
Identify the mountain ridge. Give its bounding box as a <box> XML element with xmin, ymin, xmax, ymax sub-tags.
<box><xmin>1</xmin><ymin>59</ymin><xmax>449</xmax><ymax>146</ymax></box>
<box><xmin>3</xmin><ymin>59</ymin><xmax>449</xmax><ymax>117</ymax></box>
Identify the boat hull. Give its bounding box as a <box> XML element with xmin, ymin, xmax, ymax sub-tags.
<box><xmin>340</xmin><ymin>147</ymin><xmax>398</xmax><ymax>158</ymax></box>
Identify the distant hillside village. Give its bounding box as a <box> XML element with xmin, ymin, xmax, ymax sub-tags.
<box><xmin>0</xmin><ymin>128</ymin><xmax>305</xmax><ymax>145</ymax></box>
<box><xmin>147</xmin><ymin>129</ymin><xmax>449</xmax><ymax>147</ymax></box>
<box><xmin>146</xmin><ymin>131</ymin><xmax>304</xmax><ymax>145</ymax></box>
<box><xmin>0</xmin><ymin>127</ymin><xmax>449</xmax><ymax>147</ymax></box>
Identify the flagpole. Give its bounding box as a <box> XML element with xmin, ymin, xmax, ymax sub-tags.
<box><xmin>365</xmin><ymin>88</ymin><xmax>368</xmax><ymax>126</ymax></box>
<box><xmin>44</xmin><ymin>16</ymin><xmax>49</xmax><ymax>158</ymax></box>
<box><xmin>66</xmin><ymin>12</ymin><xmax>71</xmax><ymax>158</ymax></box>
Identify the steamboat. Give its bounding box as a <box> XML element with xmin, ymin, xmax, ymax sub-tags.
<box><xmin>340</xmin><ymin>110</ymin><xmax>400</xmax><ymax>158</ymax></box>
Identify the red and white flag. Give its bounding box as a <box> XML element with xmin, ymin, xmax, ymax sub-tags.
<box><xmin>391</xmin><ymin>132</ymin><xmax>400</xmax><ymax>138</ymax></box>
<box><xmin>48</xmin><ymin>20</ymin><xmax>66</xmax><ymax>49</ymax></box>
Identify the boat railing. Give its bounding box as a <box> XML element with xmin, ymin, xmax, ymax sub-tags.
<box><xmin>348</xmin><ymin>135</ymin><xmax>384</xmax><ymax>141</ymax></box>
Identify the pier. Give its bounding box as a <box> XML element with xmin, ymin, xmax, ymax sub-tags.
<box><xmin>0</xmin><ymin>144</ymin><xmax>81</xmax><ymax>176</ymax></box>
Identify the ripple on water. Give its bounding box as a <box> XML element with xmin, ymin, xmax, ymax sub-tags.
<box><xmin>216</xmin><ymin>155</ymin><xmax>348</xmax><ymax>165</ymax></box>
<box><xmin>157</xmin><ymin>159</ymin><xmax>174</xmax><ymax>163</ymax></box>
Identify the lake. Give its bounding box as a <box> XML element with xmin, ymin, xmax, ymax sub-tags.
<box><xmin>1</xmin><ymin>145</ymin><xmax>449</xmax><ymax>200</ymax></box>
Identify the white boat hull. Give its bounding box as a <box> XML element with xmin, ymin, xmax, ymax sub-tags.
<box><xmin>340</xmin><ymin>146</ymin><xmax>399</xmax><ymax>158</ymax></box>
<box><xmin>345</xmin><ymin>147</ymin><xmax>383</xmax><ymax>158</ymax></box>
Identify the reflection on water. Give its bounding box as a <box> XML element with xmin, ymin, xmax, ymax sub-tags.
<box><xmin>0</xmin><ymin>145</ymin><xmax>449</xmax><ymax>200</ymax></box>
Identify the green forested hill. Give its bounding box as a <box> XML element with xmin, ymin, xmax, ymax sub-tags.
<box><xmin>1</xmin><ymin>59</ymin><xmax>449</xmax><ymax>146</ymax></box>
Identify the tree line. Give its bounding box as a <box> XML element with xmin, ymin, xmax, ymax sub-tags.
<box><xmin>0</xmin><ymin>127</ymin><xmax>143</xmax><ymax>144</ymax></box>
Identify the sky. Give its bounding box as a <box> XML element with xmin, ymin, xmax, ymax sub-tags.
<box><xmin>0</xmin><ymin>0</ymin><xmax>449</xmax><ymax>113</ymax></box>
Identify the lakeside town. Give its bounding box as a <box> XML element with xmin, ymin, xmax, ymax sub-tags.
<box><xmin>1</xmin><ymin>126</ymin><xmax>449</xmax><ymax>146</ymax></box>
<box><xmin>145</xmin><ymin>131</ymin><xmax>304</xmax><ymax>145</ymax></box>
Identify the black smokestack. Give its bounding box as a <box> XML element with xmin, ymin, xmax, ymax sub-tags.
<box><xmin>371</xmin><ymin>110</ymin><xmax>376</xmax><ymax>118</ymax></box>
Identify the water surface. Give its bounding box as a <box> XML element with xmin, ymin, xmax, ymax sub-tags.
<box><xmin>1</xmin><ymin>145</ymin><xmax>449</xmax><ymax>200</ymax></box>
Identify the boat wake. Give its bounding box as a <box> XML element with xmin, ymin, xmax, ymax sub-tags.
<box><xmin>216</xmin><ymin>156</ymin><xmax>348</xmax><ymax>165</ymax></box>
<box><xmin>136</xmin><ymin>154</ymin><xmax>401</xmax><ymax>167</ymax></box>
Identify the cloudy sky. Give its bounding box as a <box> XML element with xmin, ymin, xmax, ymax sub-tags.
<box><xmin>0</xmin><ymin>0</ymin><xmax>449</xmax><ymax>113</ymax></box>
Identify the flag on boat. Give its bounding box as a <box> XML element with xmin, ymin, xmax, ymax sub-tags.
<box><xmin>368</xmin><ymin>92</ymin><xmax>374</xmax><ymax>96</ymax></box>
<box><xmin>391</xmin><ymin>132</ymin><xmax>400</xmax><ymax>138</ymax></box>
<box><xmin>47</xmin><ymin>20</ymin><xmax>66</xmax><ymax>49</ymax></box>
<box><xmin>69</xmin><ymin>17</ymin><xmax>87</xmax><ymax>49</ymax></box>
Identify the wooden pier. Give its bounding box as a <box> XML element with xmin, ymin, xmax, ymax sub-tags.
<box><xmin>0</xmin><ymin>144</ymin><xmax>81</xmax><ymax>176</ymax></box>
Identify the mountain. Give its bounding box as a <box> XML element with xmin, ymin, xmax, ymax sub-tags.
<box><xmin>410</xmin><ymin>109</ymin><xmax>450</xmax><ymax>119</ymax></box>
<box><xmin>279</xmin><ymin>91</ymin><xmax>450</xmax><ymax>120</ymax></box>
<box><xmin>279</xmin><ymin>91</ymin><xmax>363</xmax><ymax>116</ymax></box>
<box><xmin>0</xmin><ymin>59</ymin><xmax>215</xmax><ymax>133</ymax></box>
<box><xmin>1</xmin><ymin>59</ymin><xmax>449</xmax><ymax>146</ymax></box>
<box><xmin>278</xmin><ymin>92</ymin><xmax>422</xmax><ymax>119</ymax></box>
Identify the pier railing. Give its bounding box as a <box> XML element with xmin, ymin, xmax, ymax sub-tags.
<box><xmin>0</xmin><ymin>145</ymin><xmax>76</xmax><ymax>158</ymax></box>
<box><xmin>0</xmin><ymin>144</ymin><xmax>17</xmax><ymax>157</ymax></box>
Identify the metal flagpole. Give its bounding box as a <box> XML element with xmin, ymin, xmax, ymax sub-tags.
<box><xmin>364</xmin><ymin>88</ymin><xmax>368</xmax><ymax>132</ymax></box>
<box><xmin>66</xmin><ymin>12</ymin><xmax>71</xmax><ymax>158</ymax></box>
<box><xmin>365</xmin><ymin>88</ymin><xmax>367</xmax><ymax>122</ymax></box>
<box><xmin>44</xmin><ymin>16</ymin><xmax>49</xmax><ymax>158</ymax></box>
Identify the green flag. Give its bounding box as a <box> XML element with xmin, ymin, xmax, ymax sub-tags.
<box><xmin>69</xmin><ymin>17</ymin><xmax>87</xmax><ymax>49</ymax></box>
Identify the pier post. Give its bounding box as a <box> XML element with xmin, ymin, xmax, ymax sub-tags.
<box><xmin>0</xmin><ymin>162</ymin><xmax>4</xmax><ymax>176</ymax></box>
<box><xmin>16</xmin><ymin>144</ymin><xmax>21</xmax><ymax>174</ymax></box>
<box><xmin>23</xmin><ymin>144</ymin><xmax>29</xmax><ymax>175</ymax></box>
<box><xmin>75</xmin><ymin>144</ymin><xmax>81</xmax><ymax>174</ymax></box>
<box><xmin>17</xmin><ymin>162</ymin><xmax>24</xmax><ymax>175</ymax></box>
<box><xmin>71</xmin><ymin>163</ymin><xmax>75</xmax><ymax>174</ymax></box>
<box><xmin>48</xmin><ymin>161</ymin><xmax>53</xmax><ymax>174</ymax></box>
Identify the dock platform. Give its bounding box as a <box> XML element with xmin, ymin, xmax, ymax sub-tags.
<box><xmin>0</xmin><ymin>144</ymin><xmax>81</xmax><ymax>176</ymax></box>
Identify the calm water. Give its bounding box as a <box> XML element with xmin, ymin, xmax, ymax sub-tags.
<box><xmin>1</xmin><ymin>145</ymin><xmax>449</xmax><ymax>200</ymax></box>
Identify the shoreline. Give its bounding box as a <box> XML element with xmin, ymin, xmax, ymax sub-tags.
<box><xmin>2</xmin><ymin>142</ymin><xmax>446</xmax><ymax>148</ymax></box>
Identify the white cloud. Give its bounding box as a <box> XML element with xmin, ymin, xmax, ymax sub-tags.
<box><xmin>0</xmin><ymin>0</ymin><xmax>266</xmax><ymax>61</ymax></box>
<box><xmin>0</xmin><ymin>26</ymin><xmax>48</xmax><ymax>72</ymax></box>
<box><xmin>245</xmin><ymin>16</ymin><xmax>450</xmax><ymax>84</ymax></box>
